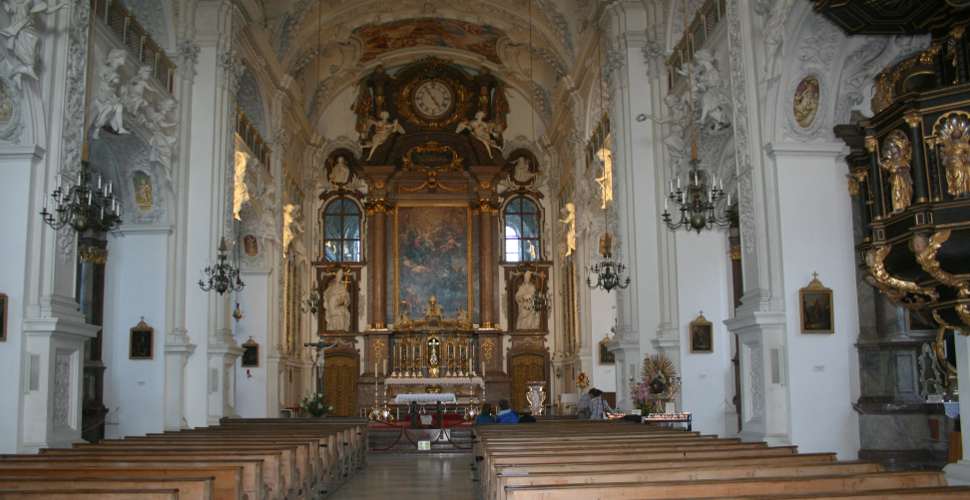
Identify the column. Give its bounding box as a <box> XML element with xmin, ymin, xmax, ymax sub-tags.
<box><xmin>182</xmin><ymin>0</ymin><xmax>244</xmax><ymax>427</ymax></box>
<box><xmin>369</xmin><ymin>207</ymin><xmax>388</xmax><ymax>328</ymax></box>
<box><xmin>944</xmin><ymin>334</ymin><xmax>970</xmax><ymax>484</ymax></box>
<box><xmin>479</xmin><ymin>204</ymin><xmax>497</xmax><ymax>328</ymax></box>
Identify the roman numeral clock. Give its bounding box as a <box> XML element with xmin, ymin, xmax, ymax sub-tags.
<box><xmin>412</xmin><ymin>79</ymin><xmax>454</xmax><ymax>120</ymax></box>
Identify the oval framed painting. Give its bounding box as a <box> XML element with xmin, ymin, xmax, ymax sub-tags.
<box><xmin>793</xmin><ymin>76</ymin><xmax>820</xmax><ymax>128</ymax></box>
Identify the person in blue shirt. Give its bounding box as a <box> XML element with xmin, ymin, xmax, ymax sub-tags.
<box><xmin>495</xmin><ymin>399</ymin><xmax>519</xmax><ymax>424</ymax></box>
<box><xmin>475</xmin><ymin>403</ymin><xmax>495</xmax><ymax>425</ymax></box>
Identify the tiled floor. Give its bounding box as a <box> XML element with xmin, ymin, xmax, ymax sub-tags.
<box><xmin>331</xmin><ymin>453</ymin><xmax>477</xmax><ymax>499</ymax></box>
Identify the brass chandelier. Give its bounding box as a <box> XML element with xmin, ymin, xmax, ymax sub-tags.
<box><xmin>40</xmin><ymin>162</ymin><xmax>122</xmax><ymax>234</ymax></box>
<box><xmin>587</xmin><ymin>232</ymin><xmax>630</xmax><ymax>293</ymax></box>
<box><xmin>198</xmin><ymin>237</ymin><xmax>245</xmax><ymax>295</ymax></box>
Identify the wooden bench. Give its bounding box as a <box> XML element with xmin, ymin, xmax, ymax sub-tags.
<box><xmin>0</xmin><ymin>488</ymin><xmax>181</xmax><ymax>499</ymax></box>
<box><xmin>0</xmin><ymin>477</ymin><xmax>214</xmax><ymax>500</ymax></box>
<box><xmin>0</xmin><ymin>468</ymin><xmax>241</xmax><ymax>500</ymax></box>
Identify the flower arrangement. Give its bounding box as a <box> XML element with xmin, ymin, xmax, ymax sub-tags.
<box><xmin>631</xmin><ymin>353</ymin><xmax>680</xmax><ymax>414</ymax></box>
<box><xmin>300</xmin><ymin>393</ymin><xmax>333</xmax><ymax>417</ymax></box>
<box><xmin>576</xmin><ymin>372</ymin><xmax>590</xmax><ymax>390</ymax></box>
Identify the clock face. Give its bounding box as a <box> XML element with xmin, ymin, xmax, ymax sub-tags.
<box><xmin>412</xmin><ymin>80</ymin><xmax>454</xmax><ymax>119</ymax></box>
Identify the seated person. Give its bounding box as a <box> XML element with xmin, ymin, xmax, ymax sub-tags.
<box><xmin>495</xmin><ymin>399</ymin><xmax>519</xmax><ymax>424</ymax></box>
<box><xmin>518</xmin><ymin>412</ymin><xmax>537</xmax><ymax>423</ymax></box>
<box><xmin>588</xmin><ymin>388</ymin><xmax>617</xmax><ymax>420</ymax></box>
<box><xmin>475</xmin><ymin>403</ymin><xmax>495</xmax><ymax>425</ymax></box>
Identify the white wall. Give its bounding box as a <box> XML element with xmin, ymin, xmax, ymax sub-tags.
<box><xmin>590</xmin><ymin>288</ymin><xmax>616</xmax><ymax>392</ymax></box>
<box><xmin>103</xmin><ymin>228</ymin><xmax>170</xmax><ymax>437</ymax></box>
<box><xmin>676</xmin><ymin>230</ymin><xmax>734</xmax><ymax>436</ymax></box>
<box><xmin>773</xmin><ymin>144</ymin><xmax>861</xmax><ymax>459</ymax></box>
<box><xmin>235</xmin><ymin>270</ymin><xmax>270</xmax><ymax>417</ymax></box>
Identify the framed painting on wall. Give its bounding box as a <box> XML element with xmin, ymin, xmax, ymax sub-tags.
<box><xmin>689</xmin><ymin>313</ymin><xmax>713</xmax><ymax>353</ymax></box>
<box><xmin>241</xmin><ymin>337</ymin><xmax>260</xmax><ymax>367</ymax></box>
<box><xmin>599</xmin><ymin>339</ymin><xmax>615</xmax><ymax>364</ymax></box>
<box><xmin>129</xmin><ymin>318</ymin><xmax>153</xmax><ymax>359</ymax></box>
<box><xmin>800</xmin><ymin>273</ymin><xmax>834</xmax><ymax>333</ymax></box>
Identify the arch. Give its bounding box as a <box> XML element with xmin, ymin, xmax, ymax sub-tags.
<box><xmin>320</xmin><ymin>197</ymin><xmax>363</xmax><ymax>263</ymax></box>
<box><xmin>502</xmin><ymin>195</ymin><xmax>543</xmax><ymax>263</ymax></box>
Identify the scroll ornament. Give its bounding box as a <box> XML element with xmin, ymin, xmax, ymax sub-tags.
<box><xmin>865</xmin><ymin>243</ymin><xmax>938</xmax><ymax>307</ymax></box>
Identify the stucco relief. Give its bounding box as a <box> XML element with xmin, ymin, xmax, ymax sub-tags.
<box><xmin>52</xmin><ymin>350</ymin><xmax>72</xmax><ymax>428</ymax></box>
<box><xmin>726</xmin><ymin>0</ymin><xmax>755</xmax><ymax>256</ymax></box>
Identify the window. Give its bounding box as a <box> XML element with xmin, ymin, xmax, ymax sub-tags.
<box><xmin>503</xmin><ymin>196</ymin><xmax>541</xmax><ymax>262</ymax></box>
<box><xmin>322</xmin><ymin>198</ymin><xmax>362</xmax><ymax>262</ymax></box>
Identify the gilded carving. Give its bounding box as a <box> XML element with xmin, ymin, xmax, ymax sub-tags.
<box><xmin>866</xmin><ymin>244</ymin><xmax>939</xmax><ymax>306</ymax></box>
<box><xmin>481</xmin><ymin>338</ymin><xmax>495</xmax><ymax>363</ymax></box>
<box><xmin>932</xmin><ymin>111</ymin><xmax>970</xmax><ymax>197</ymax></box>
<box><xmin>847</xmin><ymin>170</ymin><xmax>867</xmax><ymax>197</ymax></box>
<box><xmin>871</xmin><ymin>72</ymin><xmax>894</xmax><ymax>115</ymax></box>
<box><xmin>879</xmin><ymin>130</ymin><xmax>913</xmax><ymax>213</ymax></box>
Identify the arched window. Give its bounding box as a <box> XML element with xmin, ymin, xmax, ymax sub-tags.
<box><xmin>322</xmin><ymin>198</ymin><xmax>362</xmax><ymax>262</ymax></box>
<box><xmin>503</xmin><ymin>196</ymin><xmax>542</xmax><ymax>262</ymax></box>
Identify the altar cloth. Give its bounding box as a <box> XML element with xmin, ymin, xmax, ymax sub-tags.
<box><xmin>394</xmin><ymin>392</ymin><xmax>458</xmax><ymax>404</ymax></box>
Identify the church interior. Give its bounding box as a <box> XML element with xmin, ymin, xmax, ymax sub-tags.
<box><xmin>3</xmin><ymin>0</ymin><xmax>970</xmax><ymax>498</ymax></box>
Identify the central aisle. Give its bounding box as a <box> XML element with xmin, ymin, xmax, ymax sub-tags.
<box><xmin>332</xmin><ymin>453</ymin><xmax>477</xmax><ymax>499</ymax></box>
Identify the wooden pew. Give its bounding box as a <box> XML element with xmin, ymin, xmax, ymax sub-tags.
<box><xmin>0</xmin><ymin>477</ymin><xmax>214</xmax><ymax>500</ymax></box>
<box><xmin>0</xmin><ymin>488</ymin><xmax>180</xmax><ymax>499</ymax></box>
<box><xmin>0</xmin><ymin>468</ymin><xmax>241</xmax><ymax>500</ymax></box>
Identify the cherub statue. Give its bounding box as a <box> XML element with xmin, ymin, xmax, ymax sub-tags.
<box><xmin>560</xmin><ymin>202</ymin><xmax>576</xmax><ymax>257</ymax></box>
<box><xmin>123</xmin><ymin>64</ymin><xmax>157</xmax><ymax>115</ymax></box>
<box><xmin>361</xmin><ymin>110</ymin><xmax>405</xmax><ymax>161</ymax></box>
<box><xmin>456</xmin><ymin>110</ymin><xmax>503</xmax><ymax>159</ymax></box>
<box><xmin>91</xmin><ymin>49</ymin><xmax>130</xmax><ymax>139</ymax></box>
<box><xmin>0</xmin><ymin>0</ymin><xmax>67</xmax><ymax>88</ymax></box>
<box><xmin>147</xmin><ymin>97</ymin><xmax>177</xmax><ymax>167</ymax></box>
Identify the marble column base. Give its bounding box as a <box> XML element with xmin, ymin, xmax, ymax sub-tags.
<box><xmin>945</xmin><ymin>461</ymin><xmax>970</xmax><ymax>485</ymax></box>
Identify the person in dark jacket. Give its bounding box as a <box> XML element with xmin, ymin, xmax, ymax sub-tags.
<box><xmin>475</xmin><ymin>403</ymin><xmax>495</xmax><ymax>425</ymax></box>
<box><xmin>495</xmin><ymin>399</ymin><xmax>519</xmax><ymax>424</ymax></box>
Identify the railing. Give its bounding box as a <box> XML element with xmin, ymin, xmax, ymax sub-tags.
<box><xmin>665</xmin><ymin>0</ymin><xmax>727</xmax><ymax>91</ymax></box>
<box><xmin>91</xmin><ymin>0</ymin><xmax>176</xmax><ymax>93</ymax></box>
<box><xmin>236</xmin><ymin>108</ymin><xmax>272</xmax><ymax>169</ymax></box>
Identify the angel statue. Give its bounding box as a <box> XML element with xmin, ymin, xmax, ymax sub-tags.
<box><xmin>91</xmin><ymin>49</ymin><xmax>130</xmax><ymax>139</ymax></box>
<box><xmin>123</xmin><ymin>64</ymin><xmax>157</xmax><ymax>115</ymax></box>
<box><xmin>560</xmin><ymin>202</ymin><xmax>576</xmax><ymax>257</ymax></box>
<box><xmin>361</xmin><ymin>110</ymin><xmax>405</xmax><ymax>161</ymax></box>
<box><xmin>0</xmin><ymin>0</ymin><xmax>67</xmax><ymax>88</ymax></box>
<box><xmin>456</xmin><ymin>110</ymin><xmax>504</xmax><ymax>159</ymax></box>
<box><xmin>594</xmin><ymin>147</ymin><xmax>614</xmax><ymax>209</ymax></box>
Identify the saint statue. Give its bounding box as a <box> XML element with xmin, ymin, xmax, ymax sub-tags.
<box><xmin>880</xmin><ymin>131</ymin><xmax>913</xmax><ymax>213</ymax></box>
<box><xmin>362</xmin><ymin>111</ymin><xmax>405</xmax><ymax>161</ymax></box>
<box><xmin>560</xmin><ymin>202</ymin><xmax>577</xmax><ymax>257</ymax></box>
<box><xmin>324</xmin><ymin>269</ymin><xmax>351</xmax><ymax>332</ymax></box>
<box><xmin>938</xmin><ymin>113</ymin><xmax>970</xmax><ymax>197</ymax></box>
<box><xmin>515</xmin><ymin>270</ymin><xmax>541</xmax><ymax>331</ymax></box>
<box><xmin>329</xmin><ymin>155</ymin><xmax>351</xmax><ymax>185</ymax></box>
<box><xmin>594</xmin><ymin>147</ymin><xmax>614</xmax><ymax>209</ymax></box>
<box><xmin>91</xmin><ymin>49</ymin><xmax>130</xmax><ymax>139</ymax></box>
<box><xmin>512</xmin><ymin>156</ymin><xmax>535</xmax><ymax>184</ymax></box>
<box><xmin>456</xmin><ymin>111</ymin><xmax>503</xmax><ymax>159</ymax></box>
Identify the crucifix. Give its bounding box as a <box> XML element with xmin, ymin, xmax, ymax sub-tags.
<box><xmin>304</xmin><ymin>340</ymin><xmax>336</xmax><ymax>395</ymax></box>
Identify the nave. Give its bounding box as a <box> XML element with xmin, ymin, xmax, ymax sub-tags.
<box><xmin>330</xmin><ymin>454</ymin><xmax>475</xmax><ymax>500</ymax></box>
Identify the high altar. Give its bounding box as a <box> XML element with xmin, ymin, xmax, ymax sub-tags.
<box><xmin>309</xmin><ymin>58</ymin><xmax>561</xmax><ymax>416</ymax></box>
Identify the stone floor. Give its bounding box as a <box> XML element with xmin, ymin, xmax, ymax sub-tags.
<box><xmin>331</xmin><ymin>453</ymin><xmax>477</xmax><ymax>499</ymax></box>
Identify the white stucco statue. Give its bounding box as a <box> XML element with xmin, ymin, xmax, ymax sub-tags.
<box><xmin>515</xmin><ymin>270</ymin><xmax>540</xmax><ymax>330</ymax></box>
<box><xmin>512</xmin><ymin>156</ymin><xmax>535</xmax><ymax>184</ymax></box>
<box><xmin>329</xmin><ymin>155</ymin><xmax>351</xmax><ymax>185</ymax></box>
<box><xmin>282</xmin><ymin>203</ymin><xmax>304</xmax><ymax>254</ymax></box>
<box><xmin>324</xmin><ymin>269</ymin><xmax>351</xmax><ymax>332</ymax></box>
<box><xmin>362</xmin><ymin>111</ymin><xmax>405</xmax><ymax>161</ymax></box>
<box><xmin>0</xmin><ymin>0</ymin><xmax>66</xmax><ymax>88</ymax></box>
<box><xmin>594</xmin><ymin>147</ymin><xmax>614</xmax><ymax>209</ymax></box>
<box><xmin>457</xmin><ymin>110</ymin><xmax>503</xmax><ymax>159</ymax></box>
<box><xmin>560</xmin><ymin>202</ymin><xmax>576</xmax><ymax>257</ymax></box>
<box><xmin>147</xmin><ymin>97</ymin><xmax>177</xmax><ymax>167</ymax></box>
<box><xmin>233</xmin><ymin>151</ymin><xmax>251</xmax><ymax>221</ymax></box>
<box><xmin>688</xmin><ymin>50</ymin><xmax>731</xmax><ymax>131</ymax></box>
<box><xmin>123</xmin><ymin>64</ymin><xmax>156</xmax><ymax>115</ymax></box>
<box><xmin>91</xmin><ymin>49</ymin><xmax>130</xmax><ymax>139</ymax></box>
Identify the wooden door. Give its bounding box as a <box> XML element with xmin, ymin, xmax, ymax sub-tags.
<box><xmin>509</xmin><ymin>354</ymin><xmax>545</xmax><ymax>412</ymax></box>
<box><xmin>324</xmin><ymin>354</ymin><xmax>359</xmax><ymax>417</ymax></box>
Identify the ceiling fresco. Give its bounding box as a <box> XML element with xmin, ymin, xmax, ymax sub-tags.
<box><xmin>354</xmin><ymin>18</ymin><xmax>504</xmax><ymax>65</ymax></box>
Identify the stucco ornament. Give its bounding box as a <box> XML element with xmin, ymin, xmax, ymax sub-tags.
<box><xmin>456</xmin><ymin>110</ymin><xmax>504</xmax><ymax>159</ymax></box>
<box><xmin>684</xmin><ymin>50</ymin><xmax>731</xmax><ymax>132</ymax></box>
<box><xmin>282</xmin><ymin>203</ymin><xmax>304</xmax><ymax>255</ymax></box>
<box><xmin>0</xmin><ymin>0</ymin><xmax>67</xmax><ymax>88</ymax></box>
<box><xmin>122</xmin><ymin>64</ymin><xmax>156</xmax><ymax>115</ymax></box>
<box><xmin>361</xmin><ymin>110</ymin><xmax>405</xmax><ymax>161</ymax></box>
<box><xmin>146</xmin><ymin>97</ymin><xmax>177</xmax><ymax>169</ymax></box>
<box><xmin>91</xmin><ymin>49</ymin><xmax>130</xmax><ymax>139</ymax></box>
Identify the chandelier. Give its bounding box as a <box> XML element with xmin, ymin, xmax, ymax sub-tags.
<box><xmin>40</xmin><ymin>162</ymin><xmax>122</xmax><ymax>234</ymax></box>
<box><xmin>661</xmin><ymin>153</ymin><xmax>732</xmax><ymax>233</ymax></box>
<box><xmin>587</xmin><ymin>233</ymin><xmax>630</xmax><ymax>293</ymax></box>
<box><xmin>198</xmin><ymin>237</ymin><xmax>245</xmax><ymax>295</ymax></box>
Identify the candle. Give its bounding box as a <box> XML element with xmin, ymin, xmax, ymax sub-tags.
<box><xmin>383</xmin><ymin>359</ymin><xmax>387</xmax><ymax>375</ymax></box>
<box><xmin>96</xmin><ymin>175</ymin><xmax>102</xmax><ymax>189</ymax></box>
<box><xmin>676</xmin><ymin>177</ymin><xmax>680</xmax><ymax>189</ymax></box>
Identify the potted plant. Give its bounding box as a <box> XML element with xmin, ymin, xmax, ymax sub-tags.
<box><xmin>300</xmin><ymin>393</ymin><xmax>334</xmax><ymax>418</ymax></box>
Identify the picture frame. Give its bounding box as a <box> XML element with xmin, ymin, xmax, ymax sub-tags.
<box><xmin>799</xmin><ymin>273</ymin><xmax>834</xmax><ymax>333</ymax></box>
<box><xmin>0</xmin><ymin>293</ymin><xmax>7</xmax><ymax>342</ymax></box>
<box><xmin>599</xmin><ymin>338</ymin><xmax>615</xmax><ymax>364</ymax></box>
<box><xmin>241</xmin><ymin>337</ymin><xmax>260</xmax><ymax>367</ymax></box>
<box><xmin>129</xmin><ymin>318</ymin><xmax>153</xmax><ymax>359</ymax></box>
<box><xmin>689</xmin><ymin>313</ymin><xmax>713</xmax><ymax>353</ymax></box>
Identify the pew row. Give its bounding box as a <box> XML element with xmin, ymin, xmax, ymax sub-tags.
<box><xmin>0</xmin><ymin>418</ymin><xmax>367</xmax><ymax>500</ymax></box>
<box><xmin>473</xmin><ymin>421</ymin><xmax>970</xmax><ymax>500</ymax></box>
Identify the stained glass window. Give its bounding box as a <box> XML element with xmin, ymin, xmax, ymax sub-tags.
<box><xmin>322</xmin><ymin>198</ymin><xmax>362</xmax><ymax>262</ymax></box>
<box><xmin>503</xmin><ymin>196</ymin><xmax>541</xmax><ymax>262</ymax></box>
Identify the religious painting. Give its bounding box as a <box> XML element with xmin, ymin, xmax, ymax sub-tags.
<box><xmin>241</xmin><ymin>337</ymin><xmax>259</xmax><ymax>367</ymax></box>
<box><xmin>243</xmin><ymin>234</ymin><xmax>259</xmax><ymax>257</ymax></box>
<box><xmin>0</xmin><ymin>293</ymin><xmax>7</xmax><ymax>342</ymax></box>
<box><xmin>355</xmin><ymin>18</ymin><xmax>502</xmax><ymax>64</ymax></box>
<box><xmin>908</xmin><ymin>310</ymin><xmax>937</xmax><ymax>331</ymax></box>
<box><xmin>800</xmin><ymin>274</ymin><xmax>834</xmax><ymax>333</ymax></box>
<box><xmin>689</xmin><ymin>313</ymin><xmax>713</xmax><ymax>353</ymax></box>
<box><xmin>129</xmin><ymin>319</ymin><xmax>153</xmax><ymax>359</ymax></box>
<box><xmin>599</xmin><ymin>339</ymin><xmax>615</xmax><ymax>364</ymax></box>
<box><xmin>132</xmin><ymin>171</ymin><xmax>153</xmax><ymax>213</ymax></box>
<box><xmin>394</xmin><ymin>205</ymin><xmax>472</xmax><ymax>321</ymax></box>
<box><xmin>793</xmin><ymin>76</ymin><xmax>820</xmax><ymax>128</ymax></box>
